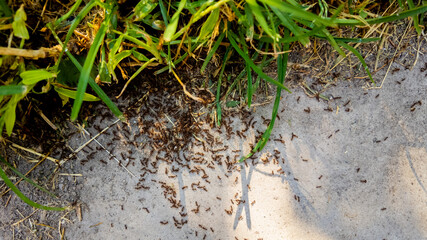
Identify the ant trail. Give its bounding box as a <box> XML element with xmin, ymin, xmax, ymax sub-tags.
<box><xmin>77</xmin><ymin>119</ymin><xmax>136</xmax><ymax>178</ymax></box>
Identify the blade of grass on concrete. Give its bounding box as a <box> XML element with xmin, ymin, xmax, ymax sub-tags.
<box><xmin>240</xmin><ymin>29</ymin><xmax>290</xmax><ymax>162</ymax></box>
<box><xmin>228</xmin><ymin>32</ymin><xmax>291</xmax><ymax>93</ymax></box>
<box><xmin>0</xmin><ymin>157</ymin><xmax>58</xmax><ymax>198</ymax></box>
<box><xmin>0</xmin><ymin>156</ymin><xmax>65</xmax><ymax>211</ymax></box>
<box><xmin>71</xmin><ymin>12</ymin><xmax>110</xmax><ymax>121</ymax></box>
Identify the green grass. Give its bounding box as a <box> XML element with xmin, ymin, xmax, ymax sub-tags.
<box><xmin>0</xmin><ymin>0</ymin><xmax>426</xmax><ymax>209</ymax></box>
<box><xmin>0</xmin><ymin>155</ymin><xmax>66</xmax><ymax>211</ymax></box>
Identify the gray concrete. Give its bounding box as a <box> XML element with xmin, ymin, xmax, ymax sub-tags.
<box><xmin>62</xmin><ymin>54</ymin><xmax>427</xmax><ymax>240</ymax></box>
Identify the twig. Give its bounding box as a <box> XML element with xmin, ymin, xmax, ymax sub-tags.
<box><xmin>411</xmin><ymin>34</ymin><xmax>422</xmax><ymax>70</ymax></box>
<box><xmin>72</xmin><ymin>119</ymin><xmax>120</xmax><ymax>153</ymax></box>
<box><xmin>0</xmin><ymin>46</ymin><xmax>61</xmax><ymax>59</ymax></box>
<box><xmin>12</xmin><ymin>209</ymin><xmax>38</xmax><ymax>226</ymax></box>
<box><xmin>63</xmin><ymin>119</ymin><xmax>121</xmax><ymax>164</ymax></box>
<box><xmin>7</xmin><ymin>140</ymin><xmax>60</xmax><ymax>164</ymax></box>
<box><xmin>301</xmin><ymin>83</ymin><xmax>329</xmax><ymax>101</ymax></box>
<box><xmin>35</xmin><ymin>107</ymin><xmax>58</xmax><ymax>131</ymax></box>
<box><xmin>171</xmin><ymin>69</ymin><xmax>206</xmax><ymax>103</ymax></box>
<box><xmin>58</xmin><ymin>173</ymin><xmax>83</xmax><ymax>177</ymax></box>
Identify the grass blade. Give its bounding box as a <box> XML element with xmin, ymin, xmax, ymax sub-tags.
<box><xmin>158</xmin><ymin>0</ymin><xmax>169</xmax><ymax>26</ymax></box>
<box><xmin>258</xmin><ymin>0</ymin><xmax>336</xmax><ymax>27</ymax></box>
<box><xmin>338</xmin><ymin>41</ymin><xmax>374</xmax><ymax>84</ymax></box>
<box><xmin>239</xmin><ymin>32</ymin><xmax>254</xmax><ymax>108</ymax></box>
<box><xmin>0</xmin><ymin>0</ymin><xmax>12</xmax><ymax>18</ymax></box>
<box><xmin>65</xmin><ymin>51</ymin><xmax>124</xmax><ymax>120</ymax></box>
<box><xmin>246</xmin><ymin>0</ymin><xmax>280</xmax><ymax>42</ymax></box>
<box><xmin>0</xmin><ymin>156</ymin><xmax>65</xmax><ymax>211</ymax></box>
<box><xmin>216</xmin><ymin>46</ymin><xmax>232</xmax><ymax>126</ymax></box>
<box><xmin>0</xmin><ymin>157</ymin><xmax>58</xmax><ymax>198</ymax></box>
<box><xmin>0</xmin><ymin>85</ymin><xmax>27</xmax><ymax>96</ymax></box>
<box><xmin>71</xmin><ymin>12</ymin><xmax>110</xmax><ymax>121</ymax></box>
<box><xmin>270</xmin><ymin>6</ymin><xmax>310</xmax><ymax>47</ymax></box>
<box><xmin>46</xmin><ymin>22</ymin><xmax>123</xmax><ymax>119</ymax></box>
<box><xmin>201</xmin><ymin>32</ymin><xmax>225</xmax><ymax>73</ymax></box>
<box><xmin>197</xmin><ymin>7</ymin><xmax>220</xmax><ymax>42</ymax></box>
<box><xmin>172</xmin><ymin>0</ymin><xmax>230</xmax><ymax>41</ymax></box>
<box><xmin>131</xmin><ymin>0</ymin><xmax>158</xmax><ymax>21</ymax></box>
<box><xmin>321</xmin><ymin>29</ymin><xmax>346</xmax><ymax>57</ymax></box>
<box><xmin>154</xmin><ymin>41</ymin><xmax>199</xmax><ymax>75</ymax></box>
<box><xmin>163</xmin><ymin>0</ymin><xmax>187</xmax><ymax>42</ymax></box>
<box><xmin>20</xmin><ymin>69</ymin><xmax>56</xmax><ymax>85</ymax></box>
<box><xmin>332</xmin><ymin>5</ymin><xmax>427</xmax><ymax>26</ymax></box>
<box><xmin>406</xmin><ymin>0</ymin><xmax>421</xmax><ymax>34</ymax></box>
<box><xmin>240</xmin><ymin>29</ymin><xmax>290</xmax><ymax>162</ymax></box>
<box><xmin>53</xmin><ymin>0</ymin><xmax>83</xmax><ymax>28</ymax></box>
<box><xmin>114</xmin><ymin>31</ymin><xmax>162</xmax><ymax>62</ymax></box>
<box><xmin>315</xmin><ymin>36</ymin><xmax>381</xmax><ymax>43</ymax></box>
<box><xmin>4</xmin><ymin>103</ymin><xmax>16</xmax><ymax>136</ymax></box>
<box><xmin>228</xmin><ymin>32</ymin><xmax>291</xmax><ymax>93</ymax></box>
<box><xmin>54</xmin><ymin>86</ymin><xmax>100</xmax><ymax>102</ymax></box>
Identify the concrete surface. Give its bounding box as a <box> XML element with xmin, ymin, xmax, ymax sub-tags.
<box><xmin>59</xmin><ymin>53</ymin><xmax>427</xmax><ymax>240</ymax></box>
